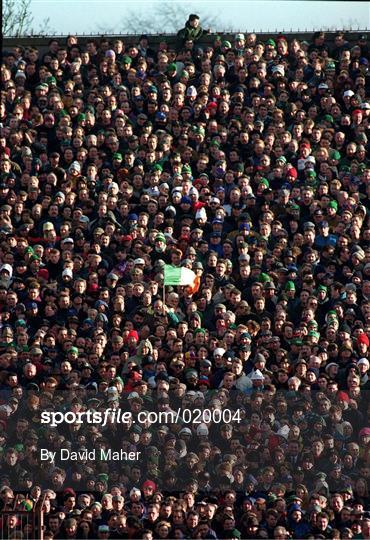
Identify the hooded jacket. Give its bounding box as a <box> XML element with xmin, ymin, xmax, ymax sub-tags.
<box><xmin>287</xmin><ymin>504</ymin><xmax>311</xmax><ymax>538</ymax></box>
<box><xmin>125</xmin><ymin>339</ymin><xmax>154</xmax><ymax>370</ymax></box>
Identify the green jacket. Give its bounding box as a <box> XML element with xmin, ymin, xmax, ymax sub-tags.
<box><xmin>177</xmin><ymin>21</ymin><xmax>204</xmax><ymax>46</ymax></box>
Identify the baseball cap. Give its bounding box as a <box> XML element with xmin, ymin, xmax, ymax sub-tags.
<box><xmin>128</xmin><ymin>392</ymin><xmax>140</xmax><ymax>400</ymax></box>
<box><xmin>179</xmin><ymin>427</ymin><xmax>192</xmax><ymax>436</ymax></box>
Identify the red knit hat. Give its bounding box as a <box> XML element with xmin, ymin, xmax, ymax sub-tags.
<box><xmin>128</xmin><ymin>330</ymin><xmax>139</xmax><ymax>341</ymax></box>
<box><xmin>357</xmin><ymin>333</ymin><xmax>369</xmax><ymax>347</ymax></box>
<box><xmin>337</xmin><ymin>391</ymin><xmax>350</xmax><ymax>403</ymax></box>
<box><xmin>142</xmin><ymin>480</ymin><xmax>157</xmax><ymax>491</ymax></box>
<box><xmin>286</xmin><ymin>167</ymin><xmax>298</xmax><ymax>179</ymax></box>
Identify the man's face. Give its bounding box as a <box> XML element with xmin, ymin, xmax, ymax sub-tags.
<box><xmin>16</xmin><ymin>420</ymin><xmax>28</xmax><ymax>433</ymax></box>
<box><xmin>52</xmin><ymin>473</ymin><xmax>63</xmax><ymax>486</ymax></box>
<box><xmin>65</xmin><ymin>496</ymin><xmax>75</xmax><ymax>509</ymax></box>
<box><xmin>221</xmin><ymin>427</ymin><xmax>232</xmax><ymax>439</ymax></box>
<box><xmin>186</xmin><ymin>514</ymin><xmax>198</xmax><ymax>528</ymax></box>
<box><xmin>289</xmin><ymin>442</ymin><xmax>299</xmax><ymax>456</ymax></box>
<box><xmin>318</xmin><ymin>516</ymin><xmax>328</xmax><ymax>531</ymax></box>
<box><xmin>65</xmin><ymin>523</ymin><xmax>77</xmax><ymax>537</ymax></box>
<box><xmin>147</xmin><ymin>507</ymin><xmax>159</xmax><ymax>522</ymax></box>
<box><xmin>6</xmin><ymin>452</ymin><xmax>17</xmax><ymax>466</ymax></box>
<box><xmin>266</xmin><ymin>514</ymin><xmax>278</xmax><ymax>527</ymax></box>
<box><xmin>331</xmin><ymin>495</ymin><xmax>343</xmax><ymax>512</ymax></box>
<box><xmin>48</xmin><ymin>518</ymin><xmax>60</xmax><ymax>532</ymax></box>
<box><xmin>131</xmin><ymin>502</ymin><xmax>142</xmax><ymax>516</ymax></box>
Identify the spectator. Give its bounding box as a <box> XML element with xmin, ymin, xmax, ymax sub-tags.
<box><xmin>0</xmin><ymin>22</ymin><xmax>369</xmax><ymax>540</ymax></box>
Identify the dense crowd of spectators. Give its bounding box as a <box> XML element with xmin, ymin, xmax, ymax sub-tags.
<box><xmin>0</xmin><ymin>16</ymin><xmax>370</xmax><ymax>539</ymax></box>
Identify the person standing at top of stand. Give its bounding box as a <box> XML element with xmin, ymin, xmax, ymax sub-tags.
<box><xmin>177</xmin><ymin>14</ymin><xmax>207</xmax><ymax>48</ymax></box>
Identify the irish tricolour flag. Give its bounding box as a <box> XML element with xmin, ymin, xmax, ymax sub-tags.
<box><xmin>164</xmin><ymin>265</ymin><xmax>196</xmax><ymax>286</ymax></box>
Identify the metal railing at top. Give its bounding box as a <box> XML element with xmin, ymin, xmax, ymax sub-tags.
<box><xmin>3</xmin><ymin>27</ymin><xmax>369</xmax><ymax>38</ymax></box>
<box><xmin>2</xmin><ymin>30</ymin><xmax>369</xmax><ymax>55</ymax></box>
<box><xmin>0</xmin><ymin>494</ymin><xmax>46</xmax><ymax>540</ymax></box>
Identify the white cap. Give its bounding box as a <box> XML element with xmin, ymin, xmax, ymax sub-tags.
<box><xmin>277</xmin><ymin>425</ymin><xmax>290</xmax><ymax>439</ymax></box>
<box><xmin>62</xmin><ymin>269</ymin><xmax>73</xmax><ymax>278</ymax></box>
<box><xmin>0</xmin><ymin>264</ymin><xmax>13</xmax><ymax>276</ymax></box>
<box><xmin>272</xmin><ymin>65</ymin><xmax>285</xmax><ymax>75</ymax></box>
<box><xmin>325</xmin><ymin>362</ymin><xmax>339</xmax><ymax>372</ymax></box>
<box><xmin>186</xmin><ymin>85</ymin><xmax>197</xmax><ymax>97</ymax></box>
<box><xmin>196</xmin><ymin>208</ymin><xmax>207</xmax><ymax>220</ymax></box>
<box><xmin>134</xmin><ymin>258</ymin><xmax>145</xmax><ymax>265</ymax></box>
<box><xmin>357</xmin><ymin>358</ymin><xmax>369</xmax><ymax>368</ymax></box>
<box><xmin>108</xmin><ymin>182</ymin><xmax>119</xmax><ymax>191</ymax></box>
<box><xmin>69</xmin><ymin>160</ymin><xmax>81</xmax><ymax>172</ymax></box>
<box><xmin>197</xmin><ymin>423</ymin><xmax>209</xmax><ymax>436</ymax></box>
<box><xmin>343</xmin><ymin>90</ymin><xmax>354</xmax><ymax>97</ymax></box>
<box><xmin>127</xmin><ymin>392</ymin><xmax>140</xmax><ymax>400</ymax></box>
<box><xmin>147</xmin><ymin>376</ymin><xmax>156</xmax><ymax>388</ymax></box>
<box><xmin>250</xmin><ymin>369</ymin><xmax>264</xmax><ymax>381</ymax></box>
<box><xmin>214</xmin><ymin>347</ymin><xmax>226</xmax><ymax>357</ymax></box>
<box><xmin>179</xmin><ymin>427</ymin><xmax>192</xmax><ymax>436</ymax></box>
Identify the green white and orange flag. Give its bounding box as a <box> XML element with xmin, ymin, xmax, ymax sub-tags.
<box><xmin>164</xmin><ymin>265</ymin><xmax>196</xmax><ymax>287</ymax></box>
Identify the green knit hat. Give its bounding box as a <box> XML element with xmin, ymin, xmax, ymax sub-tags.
<box><xmin>285</xmin><ymin>281</ymin><xmax>296</xmax><ymax>291</ymax></box>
